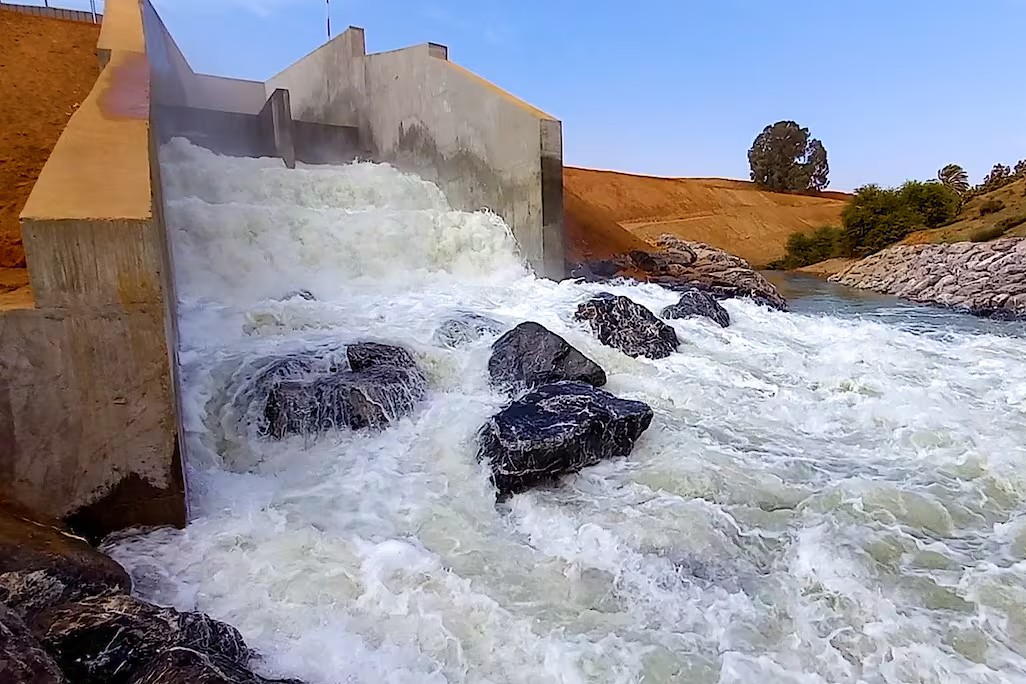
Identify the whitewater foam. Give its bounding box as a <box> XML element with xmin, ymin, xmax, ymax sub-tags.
<box><xmin>108</xmin><ymin>139</ymin><xmax>1026</xmax><ymax>683</ymax></box>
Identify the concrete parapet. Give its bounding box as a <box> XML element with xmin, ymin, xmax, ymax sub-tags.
<box><xmin>267</xmin><ymin>28</ymin><xmax>565</xmax><ymax>278</ymax></box>
<box><xmin>1</xmin><ymin>0</ymin><xmax>185</xmax><ymax>534</ymax></box>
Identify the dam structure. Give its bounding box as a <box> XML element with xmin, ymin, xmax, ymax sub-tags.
<box><xmin>0</xmin><ymin>0</ymin><xmax>564</xmax><ymax>536</ymax></box>
<box><xmin>6</xmin><ymin>3</ymin><xmax>1026</xmax><ymax>682</ymax></box>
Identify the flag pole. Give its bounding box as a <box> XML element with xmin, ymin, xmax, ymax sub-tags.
<box><xmin>327</xmin><ymin>0</ymin><xmax>331</xmax><ymax>39</ymax></box>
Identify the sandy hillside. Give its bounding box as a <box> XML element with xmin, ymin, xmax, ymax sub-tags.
<box><xmin>0</xmin><ymin>9</ymin><xmax>100</xmax><ymax>268</ymax></box>
<box><xmin>564</xmin><ymin>167</ymin><xmax>849</xmax><ymax>267</ymax></box>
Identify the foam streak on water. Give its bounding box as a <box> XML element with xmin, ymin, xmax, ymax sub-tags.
<box><xmin>108</xmin><ymin>139</ymin><xmax>1026</xmax><ymax>683</ymax></box>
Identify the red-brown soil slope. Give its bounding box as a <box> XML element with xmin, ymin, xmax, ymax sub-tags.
<box><xmin>0</xmin><ymin>10</ymin><xmax>100</xmax><ymax>268</ymax></box>
<box><xmin>564</xmin><ymin>167</ymin><xmax>849</xmax><ymax>268</ymax></box>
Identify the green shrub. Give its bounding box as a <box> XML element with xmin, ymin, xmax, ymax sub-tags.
<box><xmin>979</xmin><ymin>199</ymin><xmax>1005</xmax><ymax>216</ymax></box>
<box><xmin>777</xmin><ymin>225</ymin><xmax>848</xmax><ymax>268</ymax></box>
<box><xmin>898</xmin><ymin>181</ymin><xmax>959</xmax><ymax>228</ymax></box>
<box><xmin>841</xmin><ymin>185</ymin><xmax>922</xmax><ymax>256</ymax></box>
<box><xmin>970</xmin><ymin>225</ymin><xmax>1009</xmax><ymax>242</ymax></box>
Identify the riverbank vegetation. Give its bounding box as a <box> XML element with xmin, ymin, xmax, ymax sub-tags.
<box><xmin>775</xmin><ymin>159</ymin><xmax>1026</xmax><ymax>268</ymax></box>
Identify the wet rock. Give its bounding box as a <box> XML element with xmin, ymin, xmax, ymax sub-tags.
<box><xmin>281</xmin><ymin>290</ymin><xmax>315</xmax><ymax>301</ymax></box>
<box><xmin>0</xmin><ymin>602</ymin><xmax>66</xmax><ymax>684</ymax></box>
<box><xmin>488</xmin><ymin>322</ymin><xmax>606</xmax><ymax>392</ymax></box>
<box><xmin>478</xmin><ymin>381</ymin><xmax>653</xmax><ymax>494</ymax></box>
<box><xmin>261</xmin><ymin>342</ymin><xmax>426</xmax><ymax>438</ymax></box>
<box><xmin>567</xmin><ymin>259</ymin><xmax>627</xmax><ymax>282</ymax></box>
<box><xmin>127</xmin><ymin>648</ymin><xmax>303</xmax><ymax>684</ymax></box>
<box><xmin>660</xmin><ymin>288</ymin><xmax>730</xmax><ymax>327</ymax></box>
<box><xmin>432</xmin><ymin>313</ymin><xmax>504</xmax><ymax>348</ymax></box>
<box><xmin>831</xmin><ymin>238</ymin><xmax>1026</xmax><ymax>319</ymax></box>
<box><xmin>0</xmin><ymin>499</ymin><xmax>131</xmax><ymax>621</ymax></box>
<box><xmin>31</xmin><ymin>594</ymin><xmax>249</xmax><ymax>684</ymax></box>
<box><xmin>574</xmin><ymin>293</ymin><xmax>679</xmax><ymax>359</ymax></box>
<box><xmin>629</xmin><ymin>237</ymin><xmax>787</xmax><ymax>310</ymax></box>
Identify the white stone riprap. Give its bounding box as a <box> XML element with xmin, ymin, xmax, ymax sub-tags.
<box><xmin>830</xmin><ymin>238</ymin><xmax>1026</xmax><ymax>318</ymax></box>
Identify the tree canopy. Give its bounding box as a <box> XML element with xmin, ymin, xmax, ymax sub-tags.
<box><xmin>747</xmin><ymin>121</ymin><xmax>829</xmax><ymax>192</ymax></box>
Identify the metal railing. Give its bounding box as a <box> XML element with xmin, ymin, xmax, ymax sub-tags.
<box><xmin>0</xmin><ymin>0</ymin><xmax>102</xmax><ymax>23</ymax></box>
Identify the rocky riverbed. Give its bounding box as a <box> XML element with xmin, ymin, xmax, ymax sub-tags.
<box><xmin>830</xmin><ymin>237</ymin><xmax>1026</xmax><ymax>319</ymax></box>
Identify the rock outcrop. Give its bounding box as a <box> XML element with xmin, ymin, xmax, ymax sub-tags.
<box><xmin>488</xmin><ymin>322</ymin><xmax>606</xmax><ymax>392</ymax></box>
<box><xmin>570</xmin><ymin>236</ymin><xmax>787</xmax><ymax>310</ymax></box>
<box><xmin>0</xmin><ymin>500</ymin><xmax>131</xmax><ymax>621</ymax></box>
<box><xmin>574</xmin><ymin>293</ymin><xmax>679</xmax><ymax>359</ymax></box>
<box><xmin>660</xmin><ymin>289</ymin><xmax>730</xmax><ymax>328</ymax></box>
<box><xmin>261</xmin><ymin>342</ymin><xmax>426</xmax><ymax>438</ymax></box>
<box><xmin>32</xmin><ymin>594</ymin><xmax>250</xmax><ymax>684</ymax></box>
<box><xmin>433</xmin><ymin>313</ymin><xmax>504</xmax><ymax>348</ymax></box>
<box><xmin>478</xmin><ymin>381</ymin><xmax>653</xmax><ymax>494</ymax></box>
<box><xmin>637</xmin><ymin>236</ymin><xmax>788</xmax><ymax>310</ymax></box>
<box><xmin>830</xmin><ymin>238</ymin><xmax>1026</xmax><ymax>319</ymax></box>
<box><xmin>0</xmin><ymin>603</ymin><xmax>66</xmax><ymax>684</ymax></box>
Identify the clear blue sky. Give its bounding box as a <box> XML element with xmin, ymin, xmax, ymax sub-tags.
<box><xmin>73</xmin><ymin>0</ymin><xmax>1026</xmax><ymax>190</ymax></box>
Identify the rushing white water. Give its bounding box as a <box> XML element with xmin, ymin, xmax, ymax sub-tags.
<box><xmin>108</xmin><ymin>139</ymin><xmax>1026</xmax><ymax>684</ymax></box>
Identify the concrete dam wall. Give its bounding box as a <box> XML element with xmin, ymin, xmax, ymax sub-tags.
<box><xmin>0</xmin><ymin>0</ymin><xmax>565</xmax><ymax>536</ymax></box>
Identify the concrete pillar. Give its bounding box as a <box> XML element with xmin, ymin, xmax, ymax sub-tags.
<box><xmin>259</xmin><ymin>89</ymin><xmax>296</xmax><ymax>169</ymax></box>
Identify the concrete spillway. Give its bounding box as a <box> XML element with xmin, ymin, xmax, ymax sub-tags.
<box><xmin>0</xmin><ymin>0</ymin><xmax>565</xmax><ymax>537</ymax></box>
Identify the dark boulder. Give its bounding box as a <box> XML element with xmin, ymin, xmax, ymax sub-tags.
<box><xmin>432</xmin><ymin>313</ymin><xmax>504</xmax><ymax>348</ymax></box>
<box><xmin>0</xmin><ymin>602</ymin><xmax>66</xmax><ymax>684</ymax></box>
<box><xmin>127</xmin><ymin>648</ymin><xmax>303</xmax><ymax>684</ymax></box>
<box><xmin>281</xmin><ymin>290</ymin><xmax>315</xmax><ymax>301</ymax></box>
<box><xmin>31</xmin><ymin>594</ymin><xmax>249</xmax><ymax>684</ymax></box>
<box><xmin>260</xmin><ymin>342</ymin><xmax>426</xmax><ymax>438</ymax></box>
<box><xmin>478</xmin><ymin>381</ymin><xmax>653</xmax><ymax>495</ymax></box>
<box><xmin>574</xmin><ymin>293</ymin><xmax>679</xmax><ymax>359</ymax></box>
<box><xmin>488</xmin><ymin>322</ymin><xmax>606</xmax><ymax>392</ymax></box>
<box><xmin>660</xmin><ymin>289</ymin><xmax>730</xmax><ymax>328</ymax></box>
<box><xmin>567</xmin><ymin>259</ymin><xmax>627</xmax><ymax>282</ymax></box>
<box><xmin>0</xmin><ymin>499</ymin><xmax>131</xmax><ymax>622</ymax></box>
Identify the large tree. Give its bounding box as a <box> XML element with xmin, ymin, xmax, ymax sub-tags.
<box><xmin>747</xmin><ymin>121</ymin><xmax>829</xmax><ymax>192</ymax></box>
<box><xmin>937</xmin><ymin>163</ymin><xmax>970</xmax><ymax>196</ymax></box>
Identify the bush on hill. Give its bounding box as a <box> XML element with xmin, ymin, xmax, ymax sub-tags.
<box><xmin>979</xmin><ymin>198</ymin><xmax>1005</xmax><ymax>216</ymax></box>
<box><xmin>970</xmin><ymin>225</ymin><xmax>1009</xmax><ymax>242</ymax></box>
<box><xmin>996</xmin><ymin>213</ymin><xmax>1026</xmax><ymax>231</ymax></box>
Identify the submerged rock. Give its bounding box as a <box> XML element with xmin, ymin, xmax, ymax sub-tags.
<box><xmin>574</xmin><ymin>293</ymin><xmax>679</xmax><ymax>359</ymax></box>
<box><xmin>661</xmin><ymin>288</ymin><xmax>730</xmax><ymax>328</ymax></box>
<box><xmin>478</xmin><ymin>381</ymin><xmax>653</xmax><ymax>494</ymax></box>
<box><xmin>488</xmin><ymin>322</ymin><xmax>606</xmax><ymax>392</ymax></box>
<box><xmin>281</xmin><ymin>289</ymin><xmax>315</xmax><ymax>301</ymax></box>
<box><xmin>127</xmin><ymin>648</ymin><xmax>303</xmax><ymax>684</ymax></box>
<box><xmin>261</xmin><ymin>342</ymin><xmax>426</xmax><ymax>438</ymax></box>
<box><xmin>0</xmin><ymin>500</ymin><xmax>131</xmax><ymax>621</ymax></box>
<box><xmin>433</xmin><ymin>313</ymin><xmax>504</xmax><ymax>348</ymax></box>
<box><xmin>0</xmin><ymin>602</ymin><xmax>66</xmax><ymax>684</ymax></box>
<box><xmin>31</xmin><ymin>594</ymin><xmax>249</xmax><ymax>684</ymax></box>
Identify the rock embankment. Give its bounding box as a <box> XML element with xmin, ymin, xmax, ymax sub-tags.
<box><xmin>830</xmin><ymin>238</ymin><xmax>1026</xmax><ymax>319</ymax></box>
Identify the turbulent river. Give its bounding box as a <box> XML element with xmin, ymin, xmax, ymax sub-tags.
<box><xmin>108</xmin><ymin>140</ymin><xmax>1026</xmax><ymax>684</ymax></box>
